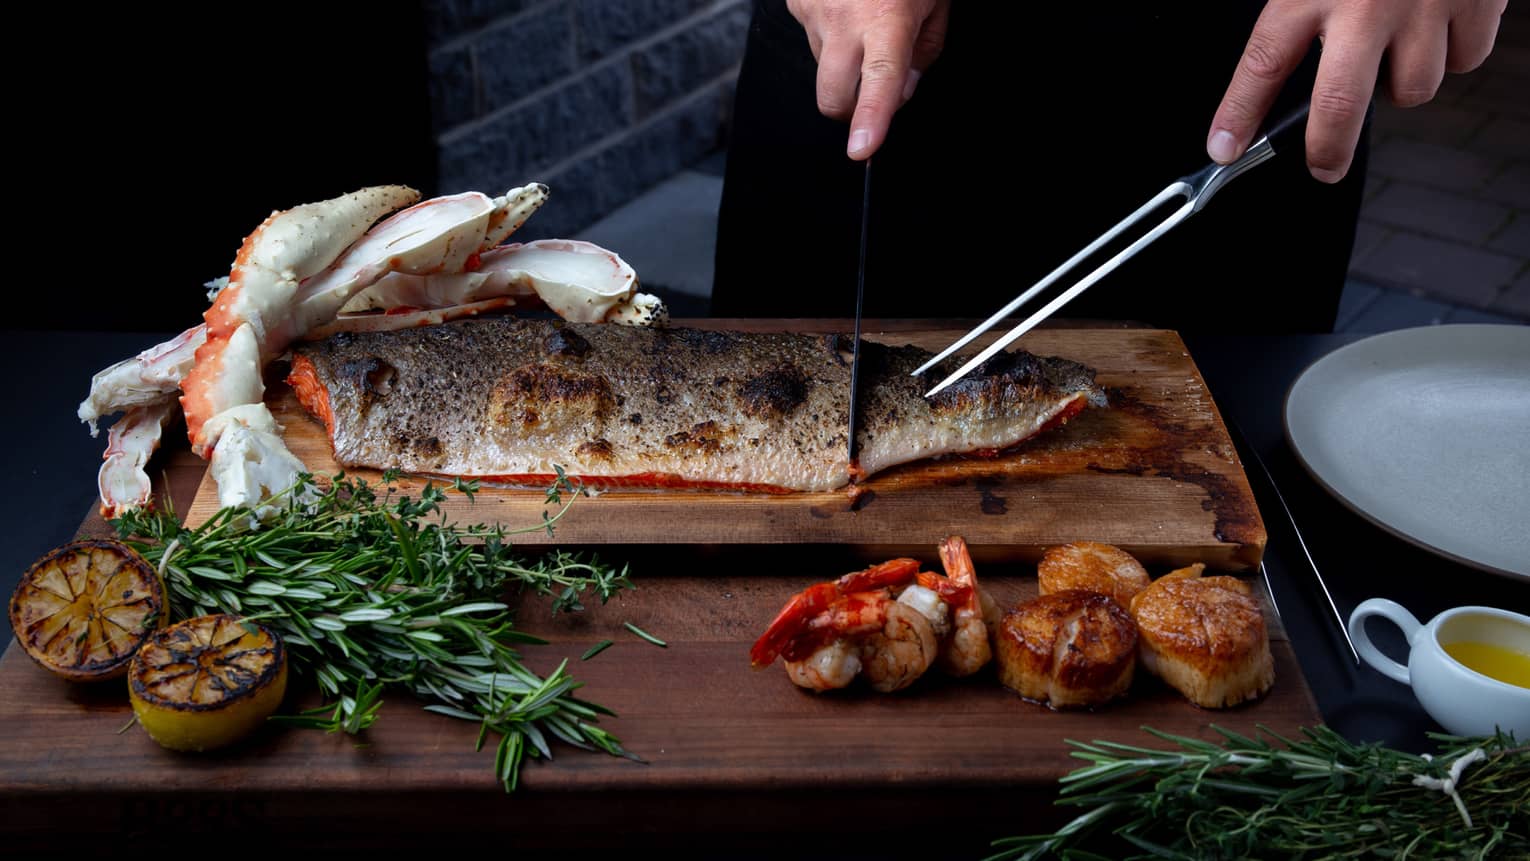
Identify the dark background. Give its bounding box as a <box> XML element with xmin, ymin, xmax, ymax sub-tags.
<box><xmin>26</xmin><ymin>2</ymin><xmax>434</xmax><ymax>332</ymax></box>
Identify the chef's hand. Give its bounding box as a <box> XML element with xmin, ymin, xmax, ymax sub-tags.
<box><xmin>1209</xmin><ymin>0</ymin><xmax>1506</xmax><ymax>183</ymax></box>
<box><xmin>786</xmin><ymin>0</ymin><xmax>951</xmax><ymax>160</ymax></box>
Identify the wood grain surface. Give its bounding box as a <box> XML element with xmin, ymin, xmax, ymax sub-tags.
<box><xmin>186</xmin><ymin>321</ymin><xmax>1267</xmax><ymax>570</ymax></box>
<box><xmin>1</xmin><ymin>322</ymin><xmax>1306</xmax><ymax>853</ymax></box>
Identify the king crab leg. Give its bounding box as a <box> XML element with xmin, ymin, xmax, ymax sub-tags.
<box><xmin>79</xmin><ymin>325</ymin><xmax>205</xmax><ymax>436</ymax></box>
<box><xmin>342</xmin><ymin>239</ymin><xmax>666</xmax><ymax>327</ymax></box>
<box><xmin>87</xmin><ymin>182</ymin><xmax>661</xmax><ymax>518</ymax></box>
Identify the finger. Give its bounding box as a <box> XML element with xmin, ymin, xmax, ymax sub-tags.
<box><xmin>784</xmin><ymin>0</ymin><xmax>823</xmax><ymax>59</ymax></box>
<box><xmin>1208</xmin><ymin>2</ymin><xmax>1322</xmax><ymax>164</ymax></box>
<box><xmin>903</xmin><ymin>3</ymin><xmax>949</xmax><ymax>106</ymax></box>
<box><xmin>1306</xmin><ymin>17</ymin><xmax>1387</xmax><ymax>183</ymax></box>
<box><xmin>911</xmin><ymin>0</ymin><xmax>950</xmax><ymax>72</ymax></box>
<box><xmin>817</xmin><ymin>37</ymin><xmax>864</xmax><ymax>122</ymax></box>
<box><xmin>806</xmin><ymin>29</ymin><xmax>824</xmax><ymax>62</ymax></box>
<box><xmin>1385</xmin><ymin>19</ymin><xmax>1448</xmax><ymax>107</ymax></box>
<box><xmin>847</xmin><ymin>20</ymin><xmax>917</xmax><ymax>159</ymax></box>
<box><xmin>1446</xmin><ymin>0</ymin><xmax>1506</xmax><ymax>74</ymax></box>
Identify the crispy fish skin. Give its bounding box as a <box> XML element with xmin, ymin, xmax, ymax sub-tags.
<box><xmin>856</xmin><ymin>342</ymin><xmax>1106</xmax><ymax>479</ymax></box>
<box><xmin>288</xmin><ymin>320</ymin><xmax>1104</xmax><ymax>491</ymax></box>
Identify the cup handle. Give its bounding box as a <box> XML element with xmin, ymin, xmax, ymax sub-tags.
<box><xmin>1348</xmin><ymin>598</ymin><xmax>1422</xmax><ymax>685</ymax></box>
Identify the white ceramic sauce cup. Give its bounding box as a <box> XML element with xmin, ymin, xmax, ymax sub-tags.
<box><xmin>1348</xmin><ymin>599</ymin><xmax>1530</xmax><ymax>738</ymax></box>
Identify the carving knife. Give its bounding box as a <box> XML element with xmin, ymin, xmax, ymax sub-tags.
<box><xmin>848</xmin><ymin>157</ymin><xmax>871</xmax><ymax>471</ymax></box>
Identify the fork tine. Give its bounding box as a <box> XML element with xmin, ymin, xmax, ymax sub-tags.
<box><xmin>911</xmin><ymin>182</ymin><xmax>1193</xmax><ymax>377</ymax></box>
<box><xmin>924</xmin><ymin>192</ymin><xmax>1196</xmax><ymax>398</ymax></box>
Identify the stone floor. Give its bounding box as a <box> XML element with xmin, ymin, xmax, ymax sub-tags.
<box><xmin>577</xmin><ymin>9</ymin><xmax>1529</xmax><ymax>334</ymax></box>
<box><xmin>1342</xmin><ymin>2</ymin><xmax>1529</xmax><ymax>331</ymax></box>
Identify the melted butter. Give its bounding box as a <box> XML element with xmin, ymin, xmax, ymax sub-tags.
<box><xmin>1443</xmin><ymin>640</ymin><xmax>1530</xmax><ymax>689</ymax></box>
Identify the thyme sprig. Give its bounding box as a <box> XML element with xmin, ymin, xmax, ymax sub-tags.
<box><xmin>112</xmin><ymin>469</ymin><xmax>637</xmax><ymax>791</ymax></box>
<box><xmin>990</xmin><ymin>726</ymin><xmax>1529</xmax><ymax>861</ymax></box>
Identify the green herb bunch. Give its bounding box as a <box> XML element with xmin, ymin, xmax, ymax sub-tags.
<box><xmin>991</xmin><ymin>726</ymin><xmax>1528</xmax><ymax>860</ymax></box>
<box><xmin>113</xmin><ymin>469</ymin><xmax>637</xmax><ymax>790</ymax></box>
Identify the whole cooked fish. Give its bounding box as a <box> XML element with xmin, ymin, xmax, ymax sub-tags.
<box><xmin>287</xmin><ymin>320</ymin><xmax>1106</xmax><ymax>491</ymax></box>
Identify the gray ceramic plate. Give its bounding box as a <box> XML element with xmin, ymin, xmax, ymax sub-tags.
<box><xmin>1285</xmin><ymin>324</ymin><xmax>1530</xmax><ymax>580</ymax></box>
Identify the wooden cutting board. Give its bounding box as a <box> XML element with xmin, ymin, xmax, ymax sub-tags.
<box><xmin>0</xmin><ymin>552</ymin><xmax>1320</xmax><ymax>852</ymax></box>
<box><xmin>0</xmin><ymin>329</ymin><xmax>1314</xmax><ymax>851</ymax></box>
<box><xmin>185</xmin><ymin>321</ymin><xmax>1267</xmax><ymax>570</ymax></box>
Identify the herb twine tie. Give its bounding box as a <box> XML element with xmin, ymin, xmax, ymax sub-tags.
<box><xmin>1412</xmin><ymin>747</ymin><xmax>1488</xmax><ymax>828</ymax></box>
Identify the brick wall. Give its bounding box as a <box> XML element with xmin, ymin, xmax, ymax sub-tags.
<box><xmin>424</xmin><ymin>0</ymin><xmax>751</xmax><ymax>238</ymax></box>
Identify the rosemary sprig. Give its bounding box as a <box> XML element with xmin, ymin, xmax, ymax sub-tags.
<box><xmin>990</xmin><ymin>726</ymin><xmax>1529</xmax><ymax>861</ymax></box>
<box><xmin>112</xmin><ymin>470</ymin><xmax>637</xmax><ymax>791</ymax></box>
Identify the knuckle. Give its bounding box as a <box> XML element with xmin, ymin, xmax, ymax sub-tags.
<box><xmin>817</xmin><ymin>91</ymin><xmax>853</xmax><ymax>120</ymax></box>
<box><xmin>860</xmin><ymin>55</ymin><xmax>904</xmax><ymax>82</ymax></box>
<box><xmin>1241</xmin><ymin>31</ymin><xmax>1292</xmax><ymax>81</ymax></box>
<box><xmin>1312</xmin><ymin>84</ymin><xmax>1368</xmax><ymax>123</ymax></box>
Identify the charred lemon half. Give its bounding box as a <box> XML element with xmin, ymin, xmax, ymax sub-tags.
<box><xmin>8</xmin><ymin>539</ymin><xmax>167</xmax><ymax>682</ymax></box>
<box><xmin>128</xmin><ymin>614</ymin><xmax>288</xmax><ymax>752</ymax></box>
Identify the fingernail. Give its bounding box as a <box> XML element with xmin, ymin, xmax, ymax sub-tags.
<box><xmin>902</xmin><ymin>69</ymin><xmax>921</xmax><ymax>103</ymax></box>
<box><xmin>1310</xmin><ymin>165</ymin><xmax>1345</xmax><ymax>184</ymax></box>
<box><xmin>848</xmin><ymin>128</ymin><xmax>871</xmax><ymax>157</ymax></box>
<box><xmin>1207</xmin><ymin>129</ymin><xmax>1239</xmax><ymax>164</ymax></box>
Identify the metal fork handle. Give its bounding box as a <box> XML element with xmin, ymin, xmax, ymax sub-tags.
<box><xmin>915</xmin><ymin>102</ymin><xmax>1310</xmax><ymax>395</ymax></box>
<box><xmin>1186</xmin><ymin>102</ymin><xmax>1310</xmax><ymax>213</ymax></box>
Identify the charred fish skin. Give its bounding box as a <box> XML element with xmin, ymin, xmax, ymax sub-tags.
<box><xmin>293</xmin><ymin>320</ymin><xmax>853</xmax><ymax>491</ymax></box>
<box><xmin>289</xmin><ymin>320</ymin><xmax>1105</xmax><ymax>491</ymax></box>
<box><xmin>855</xmin><ymin>343</ymin><xmax>1107</xmax><ymax>479</ymax></box>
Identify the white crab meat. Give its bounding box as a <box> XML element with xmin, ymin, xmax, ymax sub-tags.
<box><xmin>97</xmin><ymin>398</ymin><xmax>179</xmax><ymax>518</ymax></box>
<box><xmin>284</xmin><ymin>191</ymin><xmax>502</xmax><ymax>342</ymax></box>
<box><xmin>483</xmin><ymin>239</ymin><xmax>642</xmax><ymax>323</ymax></box>
<box><xmin>346</xmin><ymin>240</ymin><xmax>663</xmax><ymax>325</ymax></box>
<box><xmin>309</xmin><ymin>297</ymin><xmax>518</xmax><ymax>339</ymax></box>
<box><xmin>205</xmin><ymin>404</ymin><xmax>310</xmax><ymax>517</ymax></box>
<box><xmin>79</xmin><ymin>325</ymin><xmax>205</xmax><ymax>435</ymax></box>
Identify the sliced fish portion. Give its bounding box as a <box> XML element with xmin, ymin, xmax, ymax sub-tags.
<box><xmin>288</xmin><ymin>320</ymin><xmax>1105</xmax><ymax>491</ymax></box>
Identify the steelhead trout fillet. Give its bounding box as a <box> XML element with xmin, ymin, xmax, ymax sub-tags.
<box><xmin>287</xmin><ymin>320</ymin><xmax>1106</xmax><ymax>491</ymax></box>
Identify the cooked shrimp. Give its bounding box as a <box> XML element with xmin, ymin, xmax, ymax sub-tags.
<box><xmin>935</xmin><ymin>535</ymin><xmax>992</xmax><ymax>677</ymax></box>
<box><xmin>751</xmin><ymin>554</ymin><xmax>977</xmax><ymax>693</ymax></box>
<box><xmin>784</xmin><ymin>638</ymin><xmax>860</xmax><ymax>691</ymax></box>
<box><xmin>750</xmin><ymin>558</ymin><xmax>920</xmax><ymax>669</ymax></box>
<box><xmin>781</xmin><ymin>592</ymin><xmax>938</xmax><ymax>693</ymax></box>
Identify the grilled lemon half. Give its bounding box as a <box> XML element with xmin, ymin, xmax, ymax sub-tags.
<box><xmin>128</xmin><ymin>614</ymin><xmax>288</xmax><ymax>752</ymax></box>
<box><xmin>8</xmin><ymin>539</ymin><xmax>167</xmax><ymax>682</ymax></box>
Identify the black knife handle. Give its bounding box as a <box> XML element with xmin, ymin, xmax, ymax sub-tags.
<box><xmin>1263</xmin><ymin>101</ymin><xmax>1310</xmax><ymax>157</ymax></box>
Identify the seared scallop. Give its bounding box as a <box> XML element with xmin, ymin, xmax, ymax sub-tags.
<box><xmin>995</xmin><ymin>589</ymin><xmax>1137</xmax><ymax>709</ymax></box>
<box><xmin>1130</xmin><ymin>572</ymin><xmax>1274</xmax><ymax>708</ymax></box>
<box><xmin>1037</xmin><ymin>542</ymin><xmax>1151</xmax><ymax>608</ymax></box>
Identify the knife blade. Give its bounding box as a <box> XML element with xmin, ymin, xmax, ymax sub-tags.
<box><xmin>847</xmin><ymin>157</ymin><xmax>871</xmax><ymax>469</ymax></box>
